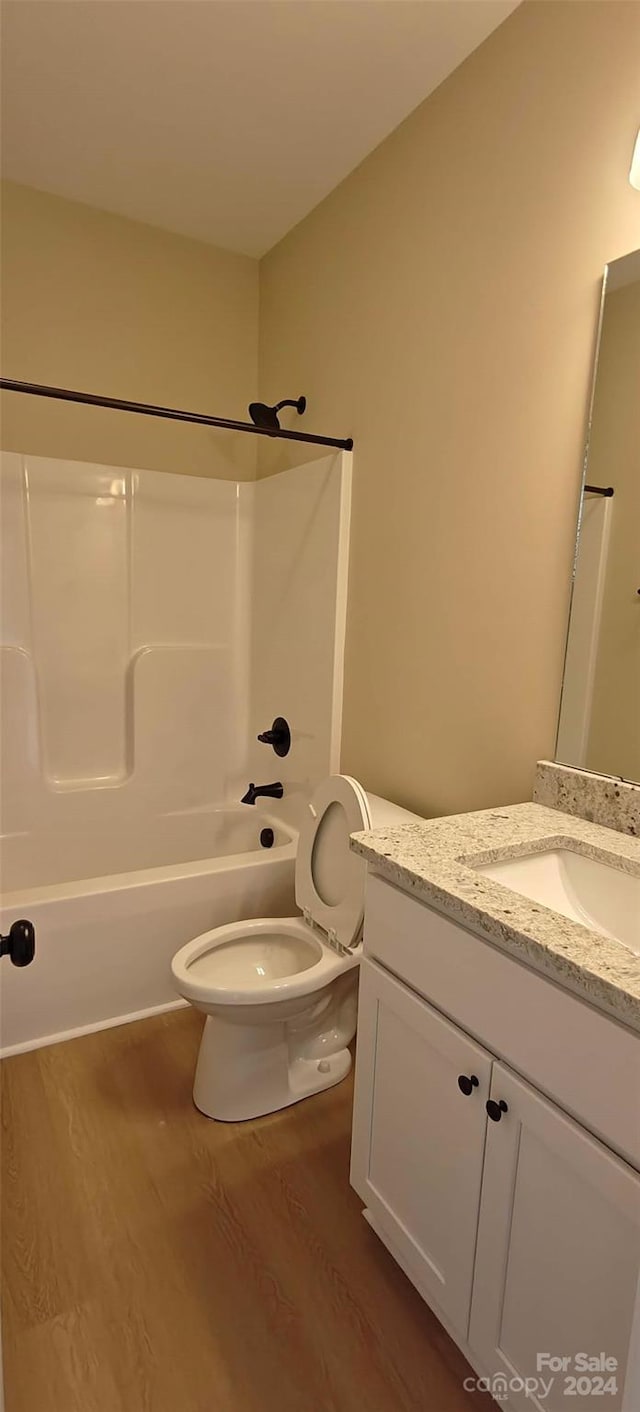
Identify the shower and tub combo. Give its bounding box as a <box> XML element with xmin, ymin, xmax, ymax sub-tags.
<box><xmin>0</xmin><ymin>381</ymin><xmax>418</xmax><ymax>1121</ymax></box>
<box><xmin>0</xmin><ymin>385</ymin><xmax>357</xmax><ymax>1086</ymax></box>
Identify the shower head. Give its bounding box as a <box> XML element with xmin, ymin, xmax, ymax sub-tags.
<box><xmin>248</xmin><ymin>396</ymin><xmax>306</xmax><ymax>432</ymax></box>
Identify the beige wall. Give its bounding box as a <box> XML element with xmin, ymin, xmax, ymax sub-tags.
<box><xmin>258</xmin><ymin>0</ymin><xmax>640</xmax><ymax>817</ymax></box>
<box><xmin>2</xmin><ymin>2</ymin><xmax>639</xmax><ymax>814</ymax></box>
<box><xmin>0</xmin><ymin>182</ymin><xmax>259</xmax><ymax>478</ymax></box>
<box><xmin>586</xmin><ymin>279</ymin><xmax>640</xmax><ymax>781</ymax></box>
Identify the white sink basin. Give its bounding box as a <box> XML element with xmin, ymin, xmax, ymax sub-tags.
<box><xmin>474</xmin><ymin>848</ymin><xmax>640</xmax><ymax>955</ymax></box>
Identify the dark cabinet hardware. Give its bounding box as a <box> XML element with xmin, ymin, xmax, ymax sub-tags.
<box><xmin>257</xmin><ymin>717</ymin><xmax>291</xmax><ymax>757</ymax></box>
<box><xmin>457</xmin><ymin>1074</ymin><xmax>479</xmax><ymax>1096</ymax></box>
<box><xmin>1</xmin><ymin>919</ymin><xmax>35</xmax><ymax>967</ymax></box>
<box><xmin>486</xmin><ymin>1098</ymin><xmax>509</xmax><ymax>1122</ymax></box>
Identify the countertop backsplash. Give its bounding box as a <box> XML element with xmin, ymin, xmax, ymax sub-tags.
<box><xmin>533</xmin><ymin>761</ymin><xmax>640</xmax><ymax>838</ymax></box>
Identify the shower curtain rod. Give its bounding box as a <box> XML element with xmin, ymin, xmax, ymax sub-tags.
<box><xmin>0</xmin><ymin>378</ymin><xmax>354</xmax><ymax>451</ymax></box>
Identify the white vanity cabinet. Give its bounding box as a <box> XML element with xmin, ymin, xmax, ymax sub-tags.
<box><xmin>470</xmin><ymin>1063</ymin><xmax>640</xmax><ymax>1411</ymax></box>
<box><xmin>350</xmin><ymin>876</ymin><xmax>640</xmax><ymax>1412</ymax></box>
<box><xmin>350</xmin><ymin>960</ymin><xmax>492</xmax><ymax>1336</ymax></box>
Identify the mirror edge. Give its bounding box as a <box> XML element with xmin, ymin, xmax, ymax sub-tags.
<box><xmin>554</xmin><ymin>257</ymin><xmax>639</xmax><ymax>787</ymax></box>
<box><xmin>555</xmin><ymin>264</ymin><xmax>604</xmax><ymax>766</ymax></box>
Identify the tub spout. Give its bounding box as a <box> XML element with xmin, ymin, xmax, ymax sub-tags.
<box><xmin>241</xmin><ymin>782</ymin><xmax>284</xmax><ymax>806</ymax></box>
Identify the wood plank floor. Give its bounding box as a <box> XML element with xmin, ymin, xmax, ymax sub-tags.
<box><xmin>2</xmin><ymin>1009</ymin><xmax>486</xmax><ymax>1412</ymax></box>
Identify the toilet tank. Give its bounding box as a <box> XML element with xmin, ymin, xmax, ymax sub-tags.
<box><xmin>364</xmin><ymin>791</ymin><xmax>423</xmax><ymax>829</ymax></box>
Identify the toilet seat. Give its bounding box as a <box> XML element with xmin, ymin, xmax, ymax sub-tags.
<box><xmin>171</xmin><ymin>776</ymin><xmax>370</xmax><ymax>1009</ymax></box>
<box><xmin>295</xmin><ymin>774</ymin><xmax>371</xmax><ymax>951</ymax></box>
<box><xmin>171</xmin><ymin>915</ymin><xmax>357</xmax><ymax>1008</ymax></box>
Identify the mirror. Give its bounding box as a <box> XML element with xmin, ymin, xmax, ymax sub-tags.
<box><xmin>556</xmin><ymin>248</ymin><xmax>640</xmax><ymax>784</ymax></box>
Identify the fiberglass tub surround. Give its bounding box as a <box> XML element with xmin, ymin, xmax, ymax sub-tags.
<box><xmin>0</xmin><ymin>448</ymin><xmax>352</xmax><ymax>1052</ymax></box>
<box><xmin>1</xmin><ymin>805</ymin><xmax>294</xmax><ymax>894</ymax></box>
<box><xmin>1</xmin><ymin>453</ymin><xmax>253</xmax><ymax>840</ymax></box>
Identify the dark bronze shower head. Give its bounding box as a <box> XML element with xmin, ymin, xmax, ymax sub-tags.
<box><xmin>248</xmin><ymin>396</ymin><xmax>306</xmax><ymax>431</ymax></box>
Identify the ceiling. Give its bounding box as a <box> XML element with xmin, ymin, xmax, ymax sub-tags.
<box><xmin>1</xmin><ymin>0</ymin><xmax>519</xmax><ymax>258</ymax></box>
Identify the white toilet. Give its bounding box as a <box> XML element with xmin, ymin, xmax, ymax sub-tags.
<box><xmin>171</xmin><ymin>774</ymin><xmax>419</xmax><ymax>1121</ymax></box>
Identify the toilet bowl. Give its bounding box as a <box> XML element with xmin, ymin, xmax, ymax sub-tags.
<box><xmin>171</xmin><ymin>774</ymin><xmax>420</xmax><ymax>1120</ymax></box>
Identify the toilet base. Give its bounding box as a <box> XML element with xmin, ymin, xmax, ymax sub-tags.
<box><xmin>192</xmin><ymin>1010</ymin><xmax>353</xmax><ymax>1122</ymax></box>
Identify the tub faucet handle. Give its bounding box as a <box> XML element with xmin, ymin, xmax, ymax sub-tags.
<box><xmin>257</xmin><ymin>717</ymin><xmax>291</xmax><ymax>758</ymax></box>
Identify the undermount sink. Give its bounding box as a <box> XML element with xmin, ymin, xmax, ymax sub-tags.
<box><xmin>473</xmin><ymin>848</ymin><xmax>640</xmax><ymax>955</ymax></box>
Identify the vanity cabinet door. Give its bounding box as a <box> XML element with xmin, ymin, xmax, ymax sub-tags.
<box><xmin>469</xmin><ymin>1062</ymin><xmax>640</xmax><ymax>1412</ymax></box>
<box><xmin>350</xmin><ymin>958</ymin><xmax>492</xmax><ymax>1339</ymax></box>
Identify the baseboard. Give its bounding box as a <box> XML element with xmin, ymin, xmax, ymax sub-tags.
<box><xmin>0</xmin><ymin>997</ymin><xmax>189</xmax><ymax>1059</ymax></box>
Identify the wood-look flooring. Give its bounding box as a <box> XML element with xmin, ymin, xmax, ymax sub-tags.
<box><xmin>2</xmin><ymin>1009</ymin><xmax>485</xmax><ymax>1412</ymax></box>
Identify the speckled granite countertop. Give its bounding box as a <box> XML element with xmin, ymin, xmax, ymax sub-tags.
<box><xmin>351</xmin><ymin>803</ymin><xmax>640</xmax><ymax>1032</ymax></box>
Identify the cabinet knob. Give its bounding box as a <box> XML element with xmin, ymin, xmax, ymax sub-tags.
<box><xmin>486</xmin><ymin>1098</ymin><xmax>508</xmax><ymax>1122</ymax></box>
<box><xmin>457</xmin><ymin>1074</ymin><xmax>479</xmax><ymax>1096</ymax></box>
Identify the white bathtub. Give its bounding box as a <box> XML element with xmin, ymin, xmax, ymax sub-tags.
<box><xmin>0</xmin><ymin>808</ymin><xmax>297</xmax><ymax>1055</ymax></box>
